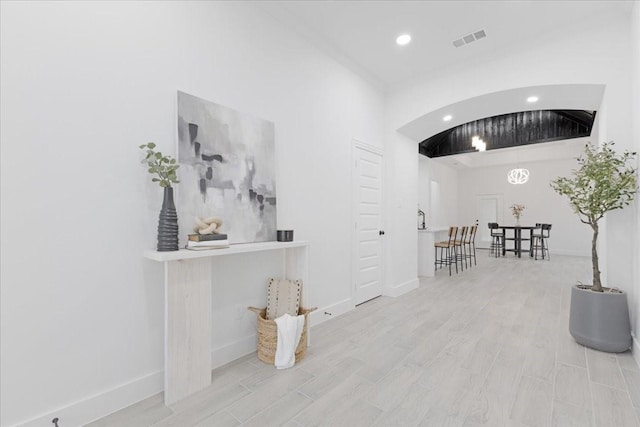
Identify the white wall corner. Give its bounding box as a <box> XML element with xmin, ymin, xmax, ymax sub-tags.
<box><xmin>15</xmin><ymin>371</ymin><xmax>163</xmax><ymax>427</ymax></box>
<box><xmin>383</xmin><ymin>277</ymin><xmax>419</xmax><ymax>298</ymax></box>
<box><xmin>632</xmin><ymin>333</ymin><xmax>640</xmax><ymax>369</ymax></box>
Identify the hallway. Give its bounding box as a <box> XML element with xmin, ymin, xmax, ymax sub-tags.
<box><xmin>90</xmin><ymin>254</ymin><xmax>640</xmax><ymax>426</ymax></box>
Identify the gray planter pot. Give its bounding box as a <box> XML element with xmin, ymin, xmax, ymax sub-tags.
<box><xmin>569</xmin><ymin>285</ymin><xmax>631</xmax><ymax>353</ymax></box>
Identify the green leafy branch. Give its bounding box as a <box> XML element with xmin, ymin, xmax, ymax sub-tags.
<box><xmin>139</xmin><ymin>142</ymin><xmax>180</xmax><ymax>188</ymax></box>
<box><xmin>550</xmin><ymin>141</ymin><xmax>637</xmax><ymax>291</ymax></box>
<box><xmin>550</xmin><ymin>142</ymin><xmax>636</xmax><ymax>226</ymax></box>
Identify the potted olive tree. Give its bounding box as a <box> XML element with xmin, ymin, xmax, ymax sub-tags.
<box><xmin>140</xmin><ymin>142</ymin><xmax>180</xmax><ymax>251</ymax></box>
<box><xmin>551</xmin><ymin>141</ymin><xmax>637</xmax><ymax>352</ymax></box>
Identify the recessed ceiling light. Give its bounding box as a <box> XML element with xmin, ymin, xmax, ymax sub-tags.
<box><xmin>396</xmin><ymin>34</ymin><xmax>411</xmax><ymax>46</ymax></box>
<box><xmin>443</xmin><ymin>115</ymin><xmax>452</xmax><ymax>122</ymax></box>
<box><xmin>527</xmin><ymin>96</ymin><xmax>539</xmax><ymax>103</ymax></box>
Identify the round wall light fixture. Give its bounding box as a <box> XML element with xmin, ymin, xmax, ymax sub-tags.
<box><xmin>507</xmin><ymin>168</ymin><xmax>530</xmax><ymax>184</ymax></box>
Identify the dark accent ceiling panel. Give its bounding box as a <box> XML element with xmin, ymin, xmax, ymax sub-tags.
<box><xmin>419</xmin><ymin>109</ymin><xmax>596</xmax><ymax>158</ymax></box>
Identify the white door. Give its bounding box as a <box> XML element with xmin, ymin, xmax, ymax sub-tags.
<box><xmin>475</xmin><ymin>195</ymin><xmax>503</xmax><ymax>249</ymax></box>
<box><xmin>352</xmin><ymin>142</ymin><xmax>383</xmax><ymax>305</ymax></box>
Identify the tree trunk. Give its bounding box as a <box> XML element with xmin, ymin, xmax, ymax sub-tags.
<box><xmin>591</xmin><ymin>221</ymin><xmax>602</xmax><ymax>292</ymax></box>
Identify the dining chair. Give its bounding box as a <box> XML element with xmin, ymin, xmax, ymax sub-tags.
<box><xmin>435</xmin><ymin>226</ymin><xmax>459</xmax><ymax>276</ymax></box>
<box><xmin>488</xmin><ymin>223</ymin><xmax>504</xmax><ymax>257</ymax></box>
<box><xmin>531</xmin><ymin>224</ymin><xmax>552</xmax><ymax>260</ymax></box>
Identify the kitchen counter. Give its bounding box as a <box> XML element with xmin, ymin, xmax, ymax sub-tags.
<box><xmin>418</xmin><ymin>226</ymin><xmax>450</xmax><ymax>277</ymax></box>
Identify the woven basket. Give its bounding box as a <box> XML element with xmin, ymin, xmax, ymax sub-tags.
<box><xmin>247</xmin><ymin>306</ymin><xmax>317</xmax><ymax>364</ymax></box>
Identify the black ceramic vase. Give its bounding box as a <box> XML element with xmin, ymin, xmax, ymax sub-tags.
<box><xmin>157</xmin><ymin>186</ymin><xmax>179</xmax><ymax>251</ymax></box>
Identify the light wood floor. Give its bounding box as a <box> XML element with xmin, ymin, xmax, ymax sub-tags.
<box><xmin>89</xmin><ymin>253</ymin><xmax>640</xmax><ymax>426</ymax></box>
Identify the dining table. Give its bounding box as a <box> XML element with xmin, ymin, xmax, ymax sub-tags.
<box><xmin>498</xmin><ymin>225</ymin><xmax>540</xmax><ymax>258</ymax></box>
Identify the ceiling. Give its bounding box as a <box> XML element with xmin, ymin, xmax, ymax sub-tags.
<box><xmin>419</xmin><ymin>109</ymin><xmax>596</xmax><ymax>158</ymax></box>
<box><xmin>254</xmin><ymin>1</ymin><xmax>631</xmax><ymax>168</ymax></box>
<box><xmin>256</xmin><ymin>1</ymin><xmax>632</xmax><ymax>88</ymax></box>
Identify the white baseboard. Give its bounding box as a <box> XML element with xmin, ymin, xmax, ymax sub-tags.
<box><xmin>211</xmin><ymin>335</ymin><xmax>257</xmax><ymax>369</ymax></box>
<box><xmin>15</xmin><ymin>370</ymin><xmax>163</xmax><ymax>427</ymax></box>
<box><xmin>552</xmin><ymin>250</ymin><xmax>590</xmax><ymax>257</ymax></box>
<box><xmin>308</xmin><ymin>298</ymin><xmax>354</xmax><ymax>327</ymax></box>
<box><xmin>15</xmin><ymin>337</ymin><xmax>261</xmax><ymax>427</ymax></box>
<box><xmin>477</xmin><ymin>248</ymin><xmax>589</xmax><ymax>257</ymax></box>
<box><xmin>383</xmin><ymin>277</ymin><xmax>419</xmax><ymax>298</ymax></box>
<box><xmin>11</xmin><ymin>288</ymin><xmax>413</xmax><ymax>426</ymax></box>
<box><xmin>632</xmin><ymin>335</ymin><xmax>640</xmax><ymax>368</ymax></box>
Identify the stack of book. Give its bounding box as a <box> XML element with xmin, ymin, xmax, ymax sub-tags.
<box><xmin>185</xmin><ymin>233</ymin><xmax>229</xmax><ymax>250</ymax></box>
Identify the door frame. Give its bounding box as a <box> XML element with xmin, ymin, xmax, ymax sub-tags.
<box><xmin>351</xmin><ymin>138</ymin><xmax>385</xmax><ymax>305</ymax></box>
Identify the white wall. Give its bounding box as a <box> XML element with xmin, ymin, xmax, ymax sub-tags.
<box><xmin>0</xmin><ymin>2</ymin><xmax>385</xmax><ymax>425</ymax></box>
<box><xmin>419</xmin><ymin>157</ymin><xmax>459</xmax><ymax>228</ymax></box>
<box><xmin>383</xmin><ymin>130</ymin><xmax>419</xmax><ymax>296</ymax></box>
<box><xmin>387</xmin><ymin>8</ymin><xmax>634</xmax><ymax>283</ymax></box>
<box><xmin>630</xmin><ymin>1</ymin><xmax>640</xmax><ymax>357</ymax></box>
<box><xmin>457</xmin><ymin>157</ymin><xmax>591</xmax><ymax>256</ymax></box>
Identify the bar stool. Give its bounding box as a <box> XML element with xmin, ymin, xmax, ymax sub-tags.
<box><xmin>454</xmin><ymin>226</ymin><xmax>469</xmax><ymax>270</ymax></box>
<box><xmin>531</xmin><ymin>224</ymin><xmax>552</xmax><ymax>260</ymax></box>
<box><xmin>488</xmin><ymin>223</ymin><xmax>504</xmax><ymax>257</ymax></box>
<box><xmin>528</xmin><ymin>223</ymin><xmax>542</xmax><ymax>258</ymax></box>
<box><xmin>435</xmin><ymin>226</ymin><xmax>459</xmax><ymax>276</ymax></box>
<box><xmin>464</xmin><ymin>225</ymin><xmax>477</xmax><ymax>267</ymax></box>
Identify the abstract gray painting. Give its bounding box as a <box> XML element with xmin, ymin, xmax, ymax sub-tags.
<box><xmin>177</xmin><ymin>91</ymin><xmax>276</xmax><ymax>244</ymax></box>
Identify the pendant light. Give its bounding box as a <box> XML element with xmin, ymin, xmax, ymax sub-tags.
<box><xmin>507</xmin><ymin>168</ymin><xmax>530</xmax><ymax>184</ymax></box>
<box><xmin>471</xmin><ymin>136</ymin><xmax>486</xmax><ymax>152</ymax></box>
<box><xmin>508</xmin><ymin>147</ymin><xmax>529</xmax><ymax>184</ymax></box>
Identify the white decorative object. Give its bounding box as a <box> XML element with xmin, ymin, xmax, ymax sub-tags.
<box><xmin>507</xmin><ymin>168</ymin><xmax>530</xmax><ymax>184</ymax></box>
<box><xmin>193</xmin><ymin>216</ymin><xmax>222</xmax><ymax>234</ymax></box>
<box><xmin>266</xmin><ymin>278</ymin><xmax>301</xmax><ymax>320</ymax></box>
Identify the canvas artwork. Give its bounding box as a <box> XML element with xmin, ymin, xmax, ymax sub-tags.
<box><xmin>177</xmin><ymin>91</ymin><xmax>277</xmax><ymax>244</ymax></box>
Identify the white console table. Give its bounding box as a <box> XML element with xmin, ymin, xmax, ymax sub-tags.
<box><xmin>418</xmin><ymin>227</ymin><xmax>449</xmax><ymax>277</ymax></box>
<box><xmin>143</xmin><ymin>240</ymin><xmax>309</xmax><ymax>405</ymax></box>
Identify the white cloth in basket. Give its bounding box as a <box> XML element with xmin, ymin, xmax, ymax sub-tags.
<box><xmin>274</xmin><ymin>313</ymin><xmax>305</xmax><ymax>369</ymax></box>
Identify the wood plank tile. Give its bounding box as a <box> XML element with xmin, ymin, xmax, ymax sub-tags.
<box><xmin>556</xmin><ymin>328</ymin><xmax>586</xmax><ymax>368</ymax></box>
<box><xmin>242</xmin><ymin>391</ymin><xmax>312</xmax><ymax>427</ymax></box>
<box><xmin>156</xmin><ymin>384</ymin><xmax>249</xmax><ymax>427</ymax></box>
<box><xmin>618</xmin><ymin>351</ymin><xmax>640</xmax><ymax>372</ymax></box>
<box><xmin>622</xmin><ymin>368</ymin><xmax>640</xmax><ymax>409</ymax></box>
<box><xmin>586</xmin><ymin>348</ymin><xmax>626</xmax><ymax>390</ymax></box>
<box><xmin>554</xmin><ymin>363</ymin><xmax>590</xmax><ymax>408</ymax></box>
<box><xmin>90</xmin><ymin>255</ymin><xmax>640</xmax><ymax>427</ymax></box>
<box><xmin>463</xmin><ymin>389</ymin><xmax>513</xmax><ymax>426</ymax></box>
<box><xmin>293</xmin><ymin>374</ymin><xmax>376</xmax><ymax>426</ymax></box>
<box><xmin>365</xmin><ymin>363</ymin><xmax>423</xmax><ymax>411</ymax></box>
<box><xmin>590</xmin><ymin>382</ymin><xmax>638</xmax><ymax>426</ymax></box>
<box><xmin>374</xmin><ymin>381</ymin><xmax>439</xmax><ymax>426</ymax></box>
<box><xmin>297</xmin><ymin>356</ymin><xmax>362</xmax><ymax>400</ymax></box>
<box><xmin>551</xmin><ymin>401</ymin><xmax>592</xmax><ymax>427</ymax></box>
<box><xmin>522</xmin><ymin>344</ymin><xmax>556</xmax><ymax>383</ymax></box>
<box><xmin>227</xmin><ymin>368</ymin><xmax>313</xmax><ymax>422</ymax></box>
<box><xmin>509</xmin><ymin>375</ymin><xmax>553</xmax><ymax>426</ymax></box>
<box><xmin>85</xmin><ymin>393</ymin><xmax>173</xmax><ymax>427</ymax></box>
<box><xmin>194</xmin><ymin>411</ymin><xmax>240</xmax><ymax>427</ymax></box>
<box><xmin>482</xmin><ymin>354</ymin><xmax>524</xmax><ymax>396</ymax></box>
<box><xmin>322</xmin><ymin>397</ymin><xmax>382</xmax><ymax>427</ymax></box>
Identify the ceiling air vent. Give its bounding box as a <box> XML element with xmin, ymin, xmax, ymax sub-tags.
<box><xmin>453</xmin><ymin>29</ymin><xmax>487</xmax><ymax>48</ymax></box>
